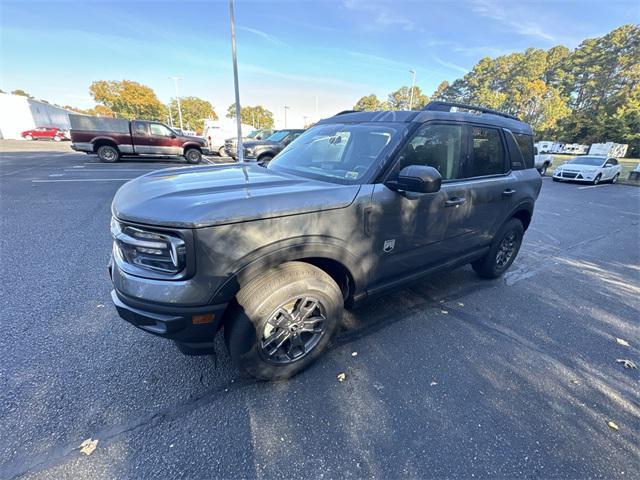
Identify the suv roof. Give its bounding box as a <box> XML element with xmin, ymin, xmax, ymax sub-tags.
<box><xmin>318</xmin><ymin>101</ymin><xmax>533</xmax><ymax>135</ymax></box>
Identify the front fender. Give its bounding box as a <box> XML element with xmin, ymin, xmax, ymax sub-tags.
<box><xmin>208</xmin><ymin>235</ymin><xmax>365</xmax><ymax>304</ymax></box>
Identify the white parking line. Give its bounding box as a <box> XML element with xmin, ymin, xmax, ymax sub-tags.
<box><xmin>32</xmin><ymin>178</ymin><xmax>134</xmax><ymax>183</ymax></box>
<box><xmin>578</xmin><ymin>184</ymin><xmax>607</xmax><ymax>190</ymax></box>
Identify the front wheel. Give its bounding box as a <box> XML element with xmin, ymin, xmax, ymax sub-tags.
<box><xmin>611</xmin><ymin>173</ymin><xmax>619</xmax><ymax>184</ymax></box>
<box><xmin>184</xmin><ymin>148</ymin><xmax>202</xmax><ymax>164</ymax></box>
<box><xmin>53</xmin><ymin>136</ymin><xmax>62</xmax><ymax>142</ymax></box>
<box><xmin>25</xmin><ymin>135</ymin><xmax>33</xmax><ymax>141</ymax></box>
<box><xmin>592</xmin><ymin>174</ymin><xmax>602</xmax><ymax>185</ymax></box>
<box><xmin>224</xmin><ymin>262</ymin><xmax>343</xmax><ymax>381</ymax></box>
<box><xmin>472</xmin><ymin>218</ymin><xmax>524</xmax><ymax>279</ymax></box>
<box><xmin>257</xmin><ymin>154</ymin><xmax>273</xmax><ymax>167</ymax></box>
<box><xmin>97</xmin><ymin>145</ymin><xmax>120</xmax><ymax>163</ymax></box>
<box><xmin>218</xmin><ymin>147</ymin><xmax>226</xmax><ymax>157</ymax></box>
<box><xmin>539</xmin><ymin>164</ymin><xmax>547</xmax><ymax>176</ymax></box>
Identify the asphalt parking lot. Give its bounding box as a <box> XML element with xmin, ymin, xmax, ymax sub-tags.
<box><xmin>1</xmin><ymin>148</ymin><xmax>639</xmax><ymax>479</ymax></box>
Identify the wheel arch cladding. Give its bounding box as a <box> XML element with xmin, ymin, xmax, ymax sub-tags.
<box><xmin>209</xmin><ymin>242</ymin><xmax>363</xmax><ymax>305</ymax></box>
<box><xmin>512</xmin><ymin>208</ymin><xmax>532</xmax><ymax>231</ymax></box>
<box><xmin>93</xmin><ymin>138</ymin><xmax>119</xmax><ymax>152</ymax></box>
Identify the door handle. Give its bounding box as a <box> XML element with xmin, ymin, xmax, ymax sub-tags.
<box><xmin>445</xmin><ymin>197</ymin><xmax>466</xmax><ymax>207</ymax></box>
<box><xmin>502</xmin><ymin>188</ymin><xmax>517</xmax><ymax>196</ymax></box>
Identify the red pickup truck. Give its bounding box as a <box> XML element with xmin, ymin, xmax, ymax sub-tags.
<box><xmin>70</xmin><ymin>115</ymin><xmax>209</xmax><ymax>163</ymax></box>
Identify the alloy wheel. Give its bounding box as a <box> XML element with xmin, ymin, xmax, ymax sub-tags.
<box><xmin>259</xmin><ymin>296</ymin><xmax>327</xmax><ymax>365</ymax></box>
<box><xmin>496</xmin><ymin>231</ymin><xmax>517</xmax><ymax>268</ymax></box>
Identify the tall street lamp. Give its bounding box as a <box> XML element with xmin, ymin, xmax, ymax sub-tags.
<box><xmin>228</xmin><ymin>0</ymin><xmax>244</xmax><ymax>162</ymax></box>
<box><xmin>169</xmin><ymin>76</ymin><xmax>184</xmax><ymax>130</ymax></box>
<box><xmin>284</xmin><ymin>105</ymin><xmax>290</xmax><ymax>128</ymax></box>
<box><xmin>408</xmin><ymin>69</ymin><xmax>416</xmax><ymax>110</ymax></box>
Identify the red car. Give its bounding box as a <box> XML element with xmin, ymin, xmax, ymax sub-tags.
<box><xmin>21</xmin><ymin>127</ymin><xmax>70</xmax><ymax>141</ymax></box>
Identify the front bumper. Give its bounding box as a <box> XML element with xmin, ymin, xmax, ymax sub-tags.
<box><xmin>111</xmin><ymin>289</ymin><xmax>227</xmax><ymax>344</ymax></box>
<box><xmin>552</xmin><ymin>171</ymin><xmax>596</xmax><ymax>182</ymax></box>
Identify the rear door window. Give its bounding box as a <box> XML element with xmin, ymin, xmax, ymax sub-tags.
<box><xmin>133</xmin><ymin>122</ymin><xmax>148</xmax><ymax>136</ymax></box>
<box><xmin>468</xmin><ymin>127</ymin><xmax>506</xmax><ymax>177</ymax></box>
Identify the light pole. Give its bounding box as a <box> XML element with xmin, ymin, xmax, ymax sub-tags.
<box><xmin>303</xmin><ymin>115</ymin><xmax>308</xmax><ymax>127</ymax></box>
<box><xmin>228</xmin><ymin>0</ymin><xmax>244</xmax><ymax>162</ymax></box>
<box><xmin>408</xmin><ymin>69</ymin><xmax>416</xmax><ymax>110</ymax></box>
<box><xmin>284</xmin><ymin>105</ymin><xmax>290</xmax><ymax>128</ymax></box>
<box><xmin>167</xmin><ymin>102</ymin><xmax>173</xmax><ymax>127</ymax></box>
<box><xmin>169</xmin><ymin>77</ymin><xmax>184</xmax><ymax>130</ymax></box>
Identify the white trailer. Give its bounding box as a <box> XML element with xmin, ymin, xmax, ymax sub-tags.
<box><xmin>534</xmin><ymin>140</ymin><xmax>555</xmax><ymax>153</ymax></box>
<box><xmin>589</xmin><ymin>142</ymin><xmax>628</xmax><ymax>158</ymax></box>
<box><xmin>562</xmin><ymin>143</ymin><xmax>589</xmax><ymax>155</ymax></box>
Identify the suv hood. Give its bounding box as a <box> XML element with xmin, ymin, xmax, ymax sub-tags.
<box><xmin>112</xmin><ymin>164</ymin><xmax>360</xmax><ymax>228</ymax></box>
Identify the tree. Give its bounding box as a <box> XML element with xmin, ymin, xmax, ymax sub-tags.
<box><xmin>353</xmin><ymin>94</ymin><xmax>386</xmax><ymax>111</ymax></box>
<box><xmin>226</xmin><ymin>104</ymin><xmax>274</xmax><ymax>129</ymax></box>
<box><xmin>387</xmin><ymin>86</ymin><xmax>429</xmax><ymax>110</ymax></box>
<box><xmin>89</xmin><ymin>80</ymin><xmax>165</xmax><ymax>120</ymax></box>
<box><xmin>169</xmin><ymin>97</ymin><xmax>217</xmax><ymax>133</ymax></box>
<box><xmin>11</xmin><ymin>89</ymin><xmax>32</xmax><ymax>98</ymax></box>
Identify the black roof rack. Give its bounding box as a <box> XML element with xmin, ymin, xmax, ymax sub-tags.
<box><xmin>422</xmin><ymin>101</ymin><xmax>520</xmax><ymax>121</ymax></box>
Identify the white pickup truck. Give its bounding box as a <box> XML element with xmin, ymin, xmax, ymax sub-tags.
<box><xmin>534</xmin><ymin>147</ymin><xmax>554</xmax><ymax>176</ymax></box>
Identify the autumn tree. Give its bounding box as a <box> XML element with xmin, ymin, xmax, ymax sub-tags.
<box><xmin>353</xmin><ymin>94</ymin><xmax>387</xmax><ymax>111</ymax></box>
<box><xmin>89</xmin><ymin>80</ymin><xmax>165</xmax><ymax>120</ymax></box>
<box><xmin>226</xmin><ymin>104</ymin><xmax>274</xmax><ymax>129</ymax></box>
<box><xmin>11</xmin><ymin>89</ymin><xmax>32</xmax><ymax>98</ymax></box>
<box><xmin>387</xmin><ymin>86</ymin><xmax>429</xmax><ymax>110</ymax></box>
<box><xmin>169</xmin><ymin>97</ymin><xmax>217</xmax><ymax>133</ymax></box>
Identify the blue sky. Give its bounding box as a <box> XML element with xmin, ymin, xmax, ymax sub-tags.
<box><xmin>1</xmin><ymin>0</ymin><xmax>637</xmax><ymax>128</ymax></box>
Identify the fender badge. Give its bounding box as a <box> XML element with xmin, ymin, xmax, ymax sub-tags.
<box><xmin>383</xmin><ymin>239</ymin><xmax>395</xmax><ymax>253</ymax></box>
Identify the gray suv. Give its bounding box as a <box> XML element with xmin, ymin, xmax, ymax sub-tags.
<box><xmin>109</xmin><ymin>101</ymin><xmax>541</xmax><ymax>380</ymax></box>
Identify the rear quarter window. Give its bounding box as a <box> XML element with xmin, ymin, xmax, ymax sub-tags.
<box><xmin>513</xmin><ymin>133</ymin><xmax>535</xmax><ymax>169</ymax></box>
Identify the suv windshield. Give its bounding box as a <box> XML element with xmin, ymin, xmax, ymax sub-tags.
<box><xmin>268</xmin><ymin>123</ymin><xmax>401</xmax><ymax>184</ymax></box>
<box><xmin>566</xmin><ymin>156</ymin><xmax>605</xmax><ymax>166</ymax></box>
<box><xmin>267</xmin><ymin>130</ymin><xmax>291</xmax><ymax>142</ymax></box>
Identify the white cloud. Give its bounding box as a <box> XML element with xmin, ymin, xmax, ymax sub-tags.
<box><xmin>433</xmin><ymin>57</ymin><xmax>469</xmax><ymax>74</ymax></box>
<box><xmin>238</xmin><ymin>26</ymin><xmax>285</xmax><ymax>46</ymax></box>
<box><xmin>343</xmin><ymin>0</ymin><xmax>416</xmax><ymax>31</ymax></box>
<box><xmin>471</xmin><ymin>0</ymin><xmax>555</xmax><ymax>42</ymax></box>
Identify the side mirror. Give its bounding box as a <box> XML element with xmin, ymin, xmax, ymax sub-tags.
<box><xmin>387</xmin><ymin>165</ymin><xmax>442</xmax><ymax>193</ymax></box>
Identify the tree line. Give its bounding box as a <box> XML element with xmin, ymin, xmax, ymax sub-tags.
<box><xmin>353</xmin><ymin>24</ymin><xmax>639</xmax><ymax>156</ymax></box>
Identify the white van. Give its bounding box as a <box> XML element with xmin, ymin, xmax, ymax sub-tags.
<box><xmin>204</xmin><ymin>119</ymin><xmax>254</xmax><ymax>156</ymax></box>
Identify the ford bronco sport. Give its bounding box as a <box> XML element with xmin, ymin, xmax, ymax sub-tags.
<box><xmin>109</xmin><ymin>101</ymin><xmax>541</xmax><ymax>380</ymax></box>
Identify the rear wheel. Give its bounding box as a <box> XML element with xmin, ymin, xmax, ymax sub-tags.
<box><xmin>224</xmin><ymin>261</ymin><xmax>343</xmax><ymax>381</ymax></box>
<box><xmin>592</xmin><ymin>174</ymin><xmax>602</xmax><ymax>185</ymax></box>
<box><xmin>472</xmin><ymin>218</ymin><xmax>524</xmax><ymax>279</ymax></box>
<box><xmin>53</xmin><ymin>136</ymin><xmax>62</xmax><ymax>142</ymax></box>
<box><xmin>184</xmin><ymin>148</ymin><xmax>202</xmax><ymax>164</ymax></box>
<box><xmin>218</xmin><ymin>147</ymin><xmax>226</xmax><ymax>157</ymax></box>
<box><xmin>25</xmin><ymin>135</ymin><xmax>33</xmax><ymax>141</ymax></box>
<box><xmin>97</xmin><ymin>145</ymin><xmax>120</xmax><ymax>163</ymax></box>
<box><xmin>539</xmin><ymin>164</ymin><xmax>548</xmax><ymax>176</ymax></box>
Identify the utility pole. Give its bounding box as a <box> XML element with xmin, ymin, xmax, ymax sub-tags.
<box><xmin>284</xmin><ymin>105</ymin><xmax>290</xmax><ymax>128</ymax></box>
<box><xmin>228</xmin><ymin>0</ymin><xmax>244</xmax><ymax>162</ymax></box>
<box><xmin>408</xmin><ymin>69</ymin><xmax>416</xmax><ymax>110</ymax></box>
<box><xmin>303</xmin><ymin>115</ymin><xmax>308</xmax><ymax>127</ymax></box>
<box><xmin>167</xmin><ymin>102</ymin><xmax>173</xmax><ymax>127</ymax></box>
<box><xmin>169</xmin><ymin>77</ymin><xmax>183</xmax><ymax>130</ymax></box>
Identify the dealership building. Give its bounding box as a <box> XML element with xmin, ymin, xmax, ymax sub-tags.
<box><xmin>0</xmin><ymin>92</ymin><xmax>74</xmax><ymax>139</ymax></box>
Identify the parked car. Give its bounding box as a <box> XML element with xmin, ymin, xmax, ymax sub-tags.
<box><xmin>534</xmin><ymin>147</ymin><xmax>554</xmax><ymax>176</ymax></box>
<box><xmin>204</xmin><ymin>120</ymin><xmax>255</xmax><ymax>157</ymax></box>
<box><xmin>69</xmin><ymin>115</ymin><xmax>208</xmax><ymax>163</ymax></box>
<box><xmin>21</xmin><ymin>127</ymin><xmax>69</xmax><ymax>141</ymax></box>
<box><xmin>109</xmin><ymin>101</ymin><xmax>541</xmax><ymax>381</ymax></box>
<box><xmin>224</xmin><ymin>128</ymin><xmax>276</xmax><ymax>158</ymax></box>
<box><xmin>242</xmin><ymin>129</ymin><xmax>305</xmax><ymax>165</ymax></box>
<box><xmin>552</xmin><ymin>156</ymin><xmax>621</xmax><ymax>184</ymax></box>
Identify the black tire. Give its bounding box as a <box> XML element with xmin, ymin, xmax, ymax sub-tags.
<box><xmin>257</xmin><ymin>154</ymin><xmax>273</xmax><ymax>167</ymax></box>
<box><xmin>592</xmin><ymin>174</ymin><xmax>602</xmax><ymax>185</ymax></box>
<box><xmin>611</xmin><ymin>173</ymin><xmax>619</xmax><ymax>184</ymax></box>
<box><xmin>25</xmin><ymin>135</ymin><xmax>33</xmax><ymax>141</ymax></box>
<box><xmin>184</xmin><ymin>148</ymin><xmax>202</xmax><ymax>164</ymax></box>
<box><xmin>552</xmin><ymin>177</ymin><xmax>560</xmax><ymax>182</ymax></box>
<box><xmin>224</xmin><ymin>261</ymin><xmax>343</xmax><ymax>381</ymax></box>
<box><xmin>540</xmin><ymin>164</ymin><xmax>548</xmax><ymax>176</ymax></box>
<box><xmin>472</xmin><ymin>218</ymin><xmax>524</xmax><ymax>279</ymax></box>
<box><xmin>218</xmin><ymin>147</ymin><xmax>226</xmax><ymax>157</ymax></box>
<box><xmin>97</xmin><ymin>145</ymin><xmax>120</xmax><ymax>163</ymax></box>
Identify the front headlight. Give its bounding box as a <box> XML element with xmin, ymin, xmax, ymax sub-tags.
<box><xmin>111</xmin><ymin>217</ymin><xmax>186</xmax><ymax>275</ymax></box>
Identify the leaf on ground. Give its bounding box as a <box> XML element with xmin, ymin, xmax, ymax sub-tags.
<box><xmin>441</xmin><ymin>310</ymin><xmax>449</xmax><ymax>314</ymax></box>
<box><xmin>607</xmin><ymin>421</ymin><xmax>619</xmax><ymax>431</ymax></box>
<box><xmin>337</xmin><ymin>372</ymin><xmax>346</xmax><ymax>382</ymax></box>
<box><xmin>351</xmin><ymin>352</ymin><xmax>358</xmax><ymax>357</ymax></box>
<box><xmin>79</xmin><ymin>438</ymin><xmax>98</xmax><ymax>456</ymax></box>
<box><xmin>430</xmin><ymin>381</ymin><xmax>438</xmax><ymax>386</ymax></box>
<box><xmin>616</xmin><ymin>337</ymin><xmax>630</xmax><ymax>347</ymax></box>
<box><xmin>616</xmin><ymin>359</ymin><xmax>637</xmax><ymax>369</ymax></box>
